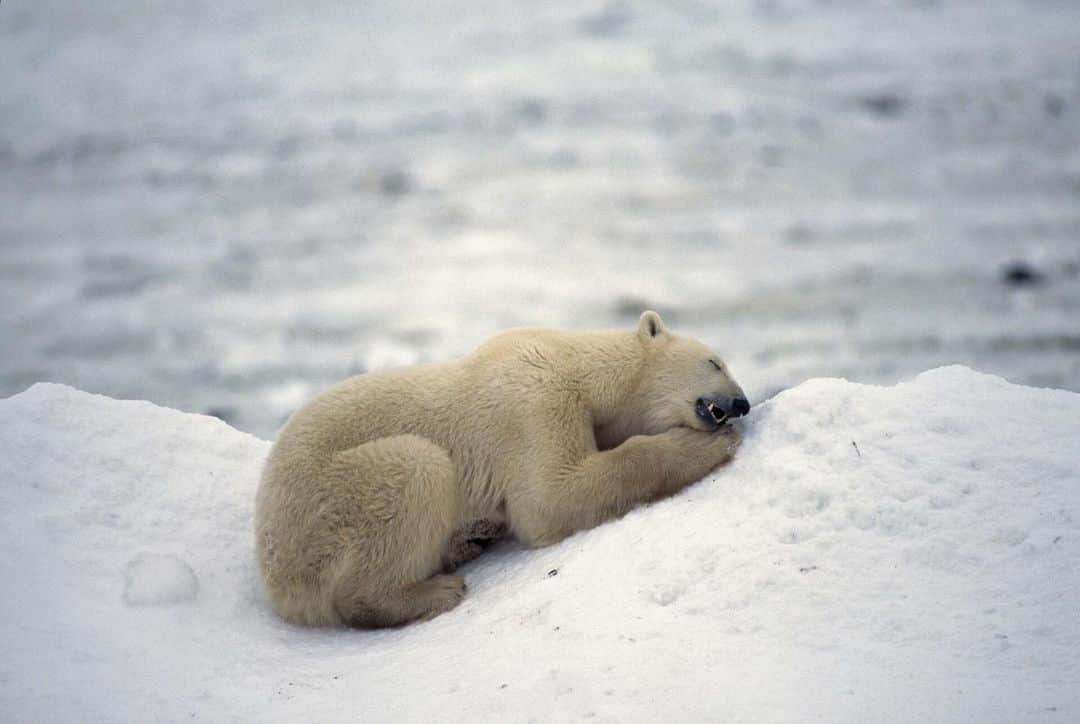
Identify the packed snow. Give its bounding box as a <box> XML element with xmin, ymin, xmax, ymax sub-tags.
<box><xmin>122</xmin><ymin>553</ymin><xmax>200</xmax><ymax>608</ymax></box>
<box><xmin>1</xmin><ymin>366</ymin><xmax>1077</xmax><ymax>722</ymax></box>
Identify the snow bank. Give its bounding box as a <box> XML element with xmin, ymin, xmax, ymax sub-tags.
<box><xmin>1</xmin><ymin>368</ymin><xmax>1078</xmax><ymax>723</ymax></box>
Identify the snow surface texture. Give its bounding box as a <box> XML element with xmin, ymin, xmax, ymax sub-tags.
<box><xmin>1</xmin><ymin>367</ymin><xmax>1077</xmax><ymax>722</ymax></box>
<box><xmin>2</xmin><ymin>1</ymin><xmax>1080</xmax><ymax>438</ymax></box>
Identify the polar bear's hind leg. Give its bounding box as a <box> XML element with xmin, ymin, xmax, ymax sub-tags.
<box><xmin>324</xmin><ymin>434</ymin><xmax>464</xmax><ymax>627</ymax></box>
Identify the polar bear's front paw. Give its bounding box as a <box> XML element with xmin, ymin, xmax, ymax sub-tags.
<box><xmin>659</xmin><ymin>425</ymin><xmax>741</xmax><ymax>476</ymax></box>
<box><xmin>708</xmin><ymin>423</ymin><xmax>743</xmax><ymax>465</ymax></box>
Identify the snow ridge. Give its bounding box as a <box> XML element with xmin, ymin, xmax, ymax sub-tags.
<box><xmin>1</xmin><ymin>369</ymin><xmax>1078</xmax><ymax>723</ymax></box>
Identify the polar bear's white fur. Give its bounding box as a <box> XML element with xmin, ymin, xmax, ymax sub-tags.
<box><xmin>255</xmin><ymin>312</ymin><xmax>748</xmax><ymax>627</ymax></box>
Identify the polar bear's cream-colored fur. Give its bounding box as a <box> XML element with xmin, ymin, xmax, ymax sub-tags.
<box><xmin>255</xmin><ymin>312</ymin><xmax>748</xmax><ymax>628</ymax></box>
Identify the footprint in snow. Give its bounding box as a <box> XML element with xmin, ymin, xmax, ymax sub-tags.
<box><xmin>122</xmin><ymin>552</ymin><xmax>199</xmax><ymax>607</ymax></box>
<box><xmin>646</xmin><ymin>582</ymin><xmax>686</xmax><ymax>606</ymax></box>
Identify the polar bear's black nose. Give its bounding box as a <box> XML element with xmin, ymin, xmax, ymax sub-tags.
<box><xmin>731</xmin><ymin>397</ymin><xmax>751</xmax><ymax>417</ymax></box>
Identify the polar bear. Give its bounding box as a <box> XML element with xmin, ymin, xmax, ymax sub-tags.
<box><xmin>255</xmin><ymin>311</ymin><xmax>749</xmax><ymax>628</ymax></box>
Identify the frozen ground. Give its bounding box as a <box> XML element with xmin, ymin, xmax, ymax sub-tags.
<box><xmin>2</xmin><ymin>1</ymin><xmax>1080</xmax><ymax>438</ymax></box>
<box><xmin>1</xmin><ymin>367</ymin><xmax>1078</xmax><ymax>722</ymax></box>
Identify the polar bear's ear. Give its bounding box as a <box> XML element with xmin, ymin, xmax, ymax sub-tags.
<box><xmin>637</xmin><ymin>310</ymin><xmax>669</xmax><ymax>344</ymax></box>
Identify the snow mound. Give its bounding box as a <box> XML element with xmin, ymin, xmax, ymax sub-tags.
<box><xmin>2</xmin><ymin>369</ymin><xmax>1078</xmax><ymax>723</ymax></box>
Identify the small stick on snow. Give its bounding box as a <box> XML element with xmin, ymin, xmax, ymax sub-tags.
<box><xmin>852</xmin><ymin>441</ymin><xmax>861</xmax><ymax>457</ymax></box>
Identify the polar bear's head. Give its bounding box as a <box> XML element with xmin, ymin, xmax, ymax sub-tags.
<box><xmin>634</xmin><ymin>310</ymin><xmax>749</xmax><ymax>433</ymax></box>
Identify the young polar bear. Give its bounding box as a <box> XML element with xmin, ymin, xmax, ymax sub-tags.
<box><xmin>256</xmin><ymin>311</ymin><xmax>749</xmax><ymax>628</ymax></box>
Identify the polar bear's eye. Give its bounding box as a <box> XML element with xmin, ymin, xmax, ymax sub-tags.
<box><xmin>709</xmin><ymin>359</ymin><xmax>723</xmax><ymax>372</ymax></box>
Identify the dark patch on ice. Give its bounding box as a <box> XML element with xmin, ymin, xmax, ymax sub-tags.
<box><xmin>757</xmin><ymin>145</ymin><xmax>784</xmax><ymax>167</ymax></box>
<box><xmin>285</xmin><ymin>322</ymin><xmax>359</xmax><ymax>344</ymax></box>
<box><xmin>580</xmin><ymin>1</ymin><xmax>633</xmax><ymax>37</ymax></box>
<box><xmin>653</xmin><ymin>111</ymin><xmax>683</xmax><ymax>137</ymax></box>
<box><xmin>32</xmin><ymin>133</ymin><xmax>131</xmax><ymax>166</ymax></box>
<box><xmin>752</xmin><ymin>0</ymin><xmax>789</xmax><ymax>18</ymax></box>
<box><xmin>81</xmin><ymin>276</ymin><xmax>158</xmax><ymax>299</ymax></box>
<box><xmin>4</xmin><ymin>9</ymin><xmax>34</xmax><ymax>33</ymax></box>
<box><xmin>513</xmin><ymin>98</ymin><xmax>548</xmax><ymax>125</ymax></box>
<box><xmin>380</xmin><ymin>170</ymin><xmax>413</xmax><ymax>197</ymax></box>
<box><xmin>710</xmin><ymin>112</ymin><xmax>736</xmax><ymax>135</ymax></box>
<box><xmin>858</xmin><ymin>93</ymin><xmax>907</xmax><ymax>118</ymax></box>
<box><xmin>547</xmin><ymin>568</ymin><xmax>559</xmax><ymax>577</ymax></box>
<box><xmin>614</xmin><ymin>297</ymin><xmax>653</xmax><ymax>318</ymax></box>
<box><xmin>1044</xmin><ymin>93</ymin><xmax>1066</xmax><ymax>118</ymax></box>
<box><xmin>797</xmin><ymin>115</ymin><xmax>823</xmax><ymax>137</ymax></box>
<box><xmin>742</xmin><ymin>107</ymin><xmax>767</xmax><ymax>130</ymax></box>
<box><xmin>392</xmin><ymin>327</ymin><xmax>438</xmax><ymax>346</ymax></box>
<box><xmin>274</xmin><ymin>134</ymin><xmax>303</xmax><ymax>159</ymax></box>
<box><xmin>397</xmin><ymin>111</ymin><xmax>453</xmax><ymax>136</ymax></box>
<box><xmin>333</xmin><ymin>118</ymin><xmax>360</xmax><ymax>142</ymax></box>
<box><xmin>144</xmin><ymin>168</ymin><xmax>216</xmax><ymax>189</ymax></box>
<box><xmin>45</xmin><ymin>330</ymin><xmax>155</xmax><ymax>358</ymax></box>
<box><xmin>209</xmin><ymin>245</ymin><xmax>257</xmax><ymax>289</ymax></box>
<box><xmin>80</xmin><ymin>254</ymin><xmax>164</xmax><ymax>299</ymax></box>
<box><xmin>1001</xmin><ymin>261</ymin><xmax>1044</xmax><ymax>286</ymax></box>
<box><xmin>785</xmin><ymin>223</ymin><xmax>814</xmax><ymax>244</ymax></box>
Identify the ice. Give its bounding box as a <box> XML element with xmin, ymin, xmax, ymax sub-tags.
<box><xmin>2</xmin><ymin>1</ymin><xmax>1080</xmax><ymax>437</ymax></box>
<box><xmin>2</xmin><ymin>368</ymin><xmax>1078</xmax><ymax>722</ymax></box>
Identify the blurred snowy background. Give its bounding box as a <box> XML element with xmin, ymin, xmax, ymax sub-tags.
<box><xmin>2</xmin><ymin>0</ymin><xmax>1078</xmax><ymax>438</ymax></box>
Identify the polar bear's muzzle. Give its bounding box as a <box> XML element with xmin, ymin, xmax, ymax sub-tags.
<box><xmin>695</xmin><ymin>395</ymin><xmax>751</xmax><ymax>429</ymax></box>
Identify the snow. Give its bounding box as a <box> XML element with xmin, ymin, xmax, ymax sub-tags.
<box><xmin>2</xmin><ymin>367</ymin><xmax>1078</xmax><ymax>722</ymax></box>
<box><xmin>122</xmin><ymin>554</ymin><xmax>199</xmax><ymax>608</ymax></box>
